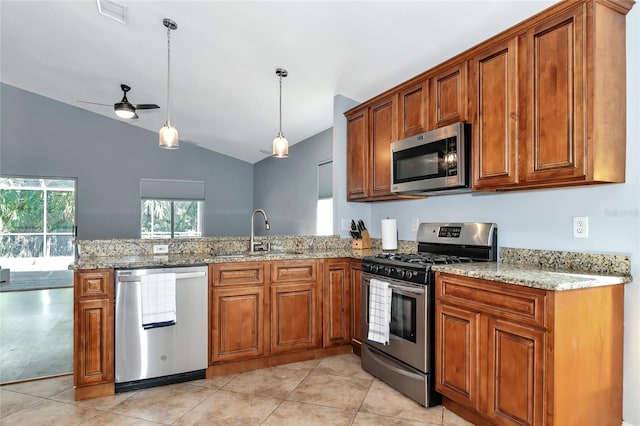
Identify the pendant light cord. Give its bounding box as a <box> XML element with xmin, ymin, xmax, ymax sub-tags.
<box><xmin>166</xmin><ymin>25</ymin><xmax>172</xmax><ymax>126</ymax></box>
<box><xmin>278</xmin><ymin>73</ymin><xmax>283</xmax><ymax>136</ymax></box>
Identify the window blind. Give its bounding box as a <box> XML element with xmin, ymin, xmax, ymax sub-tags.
<box><xmin>140</xmin><ymin>178</ymin><xmax>205</xmax><ymax>201</ymax></box>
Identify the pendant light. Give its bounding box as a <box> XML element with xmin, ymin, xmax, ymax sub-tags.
<box><xmin>272</xmin><ymin>68</ymin><xmax>288</xmax><ymax>158</ymax></box>
<box><xmin>159</xmin><ymin>18</ymin><xmax>178</xmax><ymax>149</ymax></box>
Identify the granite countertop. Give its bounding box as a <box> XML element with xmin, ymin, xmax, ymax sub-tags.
<box><xmin>432</xmin><ymin>262</ymin><xmax>632</xmax><ymax>291</ymax></box>
<box><xmin>70</xmin><ymin>248</ymin><xmax>381</xmax><ymax>270</ymax></box>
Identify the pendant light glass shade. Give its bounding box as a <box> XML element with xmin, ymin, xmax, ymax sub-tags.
<box><xmin>273</xmin><ymin>133</ymin><xmax>288</xmax><ymax>158</ymax></box>
<box><xmin>160</xmin><ymin>18</ymin><xmax>178</xmax><ymax>149</ymax></box>
<box><xmin>272</xmin><ymin>68</ymin><xmax>288</xmax><ymax>158</ymax></box>
<box><xmin>159</xmin><ymin>124</ymin><xmax>179</xmax><ymax>149</ymax></box>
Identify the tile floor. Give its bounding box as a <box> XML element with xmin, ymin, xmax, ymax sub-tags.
<box><xmin>0</xmin><ymin>353</ymin><xmax>474</xmax><ymax>425</ymax></box>
<box><xmin>0</xmin><ymin>288</ymin><xmax>73</xmax><ymax>383</ymax></box>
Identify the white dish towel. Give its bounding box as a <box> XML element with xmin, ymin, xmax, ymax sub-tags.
<box><xmin>141</xmin><ymin>273</ymin><xmax>177</xmax><ymax>329</ymax></box>
<box><xmin>367</xmin><ymin>278</ymin><xmax>392</xmax><ymax>345</ymax></box>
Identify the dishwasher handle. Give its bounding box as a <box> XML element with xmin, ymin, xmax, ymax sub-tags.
<box><xmin>117</xmin><ymin>271</ymin><xmax>207</xmax><ymax>283</ymax></box>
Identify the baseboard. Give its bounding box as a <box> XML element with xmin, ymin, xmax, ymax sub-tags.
<box><xmin>622</xmin><ymin>421</ymin><xmax>637</xmax><ymax>426</ymax></box>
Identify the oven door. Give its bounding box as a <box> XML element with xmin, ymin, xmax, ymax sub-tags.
<box><xmin>361</xmin><ymin>272</ymin><xmax>427</xmax><ymax>372</ymax></box>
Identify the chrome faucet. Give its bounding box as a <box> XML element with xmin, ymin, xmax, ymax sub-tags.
<box><xmin>250</xmin><ymin>209</ymin><xmax>270</xmax><ymax>252</ymax></box>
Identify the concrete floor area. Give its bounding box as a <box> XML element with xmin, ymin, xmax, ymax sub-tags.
<box><xmin>0</xmin><ymin>288</ymin><xmax>73</xmax><ymax>383</ymax></box>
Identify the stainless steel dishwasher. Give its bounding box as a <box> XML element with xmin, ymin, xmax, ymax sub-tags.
<box><xmin>114</xmin><ymin>265</ymin><xmax>208</xmax><ymax>392</ymax></box>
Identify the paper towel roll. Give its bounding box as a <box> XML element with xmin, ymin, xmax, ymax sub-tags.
<box><xmin>381</xmin><ymin>219</ymin><xmax>398</xmax><ymax>250</ymax></box>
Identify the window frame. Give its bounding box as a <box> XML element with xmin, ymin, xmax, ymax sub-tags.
<box><xmin>140</xmin><ymin>199</ymin><xmax>204</xmax><ymax>239</ymax></box>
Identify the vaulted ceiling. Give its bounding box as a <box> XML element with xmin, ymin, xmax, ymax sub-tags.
<box><xmin>0</xmin><ymin>1</ymin><xmax>555</xmax><ymax>163</ymax></box>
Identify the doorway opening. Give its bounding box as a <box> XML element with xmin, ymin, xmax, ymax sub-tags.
<box><xmin>0</xmin><ymin>176</ymin><xmax>76</xmax><ymax>383</ymax></box>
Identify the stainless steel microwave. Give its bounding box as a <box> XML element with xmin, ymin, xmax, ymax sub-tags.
<box><xmin>390</xmin><ymin>122</ymin><xmax>471</xmax><ymax>194</ymax></box>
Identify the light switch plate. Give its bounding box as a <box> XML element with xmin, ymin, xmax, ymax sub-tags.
<box><xmin>153</xmin><ymin>244</ymin><xmax>169</xmax><ymax>254</ymax></box>
<box><xmin>412</xmin><ymin>218</ymin><xmax>420</xmax><ymax>232</ymax></box>
<box><xmin>341</xmin><ymin>219</ymin><xmax>350</xmax><ymax>231</ymax></box>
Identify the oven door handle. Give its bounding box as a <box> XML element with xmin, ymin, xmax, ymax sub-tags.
<box><xmin>387</xmin><ymin>283</ymin><xmax>424</xmax><ymax>296</ymax></box>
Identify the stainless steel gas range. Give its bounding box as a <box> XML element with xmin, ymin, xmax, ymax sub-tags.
<box><xmin>360</xmin><ymin>222</ymin><xmax>497</xmax><ymax>407</ymax></box>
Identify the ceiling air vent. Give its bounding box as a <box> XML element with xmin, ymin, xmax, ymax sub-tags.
<box><xmin>96</xmin><ymin>0</ymin><xmax>127</xmax><ymax>25</ymax></box>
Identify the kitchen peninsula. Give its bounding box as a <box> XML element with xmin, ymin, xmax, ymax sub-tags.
<box><xmin>71</xmin><ymin>234</ymin><xmax>631</xmax><ymax>419</ymax></box>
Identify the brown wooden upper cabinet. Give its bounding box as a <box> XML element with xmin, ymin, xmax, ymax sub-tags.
<box><xmin>470</xmin><ymin>0</ymin><xmax>630</xmax><ymax>191</ymax></box>
<box><xmin>345</xmin><ymin>94</ymin><xmax>407</xmax><ymax>201</ymax></box>
<box><xmin>469</xmin><ymin>38</ymin><xmax>519</xmax><ymax>189</ymax></box>
<box><xmin>398</xmin><ymin>79</ymin><xmax>429</xmax><ymax>139</ymax></box>
<box><xmin>346</xmin><ymin>0</ymin><xmax>631</xmax><ymax>197</ymax></box>
<box><xmin>346</xmin><ymin>106</ymin><xmax>369</xmax><ymax>201</ymax></box>
<box><xmin>430</xmin><ymin>61</ymin><xmax>468</xmax><ymax>128</ymax></box>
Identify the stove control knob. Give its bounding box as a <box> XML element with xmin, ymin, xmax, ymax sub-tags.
<box><xmin>383</xmin><ymin>267</ymin><xmax>392</xmax><ymax>275</ymax></box>
<box><xmin>405</xmin><ymin>271</ymin><xmax>413</xmax><ymax>279</ymax></box>
<box><xmin>371</xmin><ymin>265</ymin><xmax>379</xmax><ymax>273</ymax></box>
<box><xmin>397</xmin><ymin>270</ymin><xmax>405</xmax><ymax>279</ymax></box>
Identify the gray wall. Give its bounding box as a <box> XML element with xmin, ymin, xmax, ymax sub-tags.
<box><xmin>0</xmin><ymin>83</ymin><xmax>254</xmax><ymax>239</ymax></box>
<box><xmin>253</xmin><ymin>128</ymin><xmax>332</xmax><ymax>236</ymax></box>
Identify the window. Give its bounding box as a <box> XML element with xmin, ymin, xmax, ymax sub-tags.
<box><xmin>139</xmin><ymin>178</ymin><xmax>205</xmax><ymax>239</ymax></box>
<box><xmin>316</xmin><ymin>160</ymin><xmax>333</xmax><ymax>235</ymax></box>
<box><xmin>0</xmin><ymin>177</ymin><xmax>76</xmax><ymax>258</ymax></box>
<box><xmin>140</xmin><ymin>199</ymin><xmax>203</xmax><ymax>239</ymax></box>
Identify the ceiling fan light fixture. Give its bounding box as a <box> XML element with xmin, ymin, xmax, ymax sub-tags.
<box><xmin>272</xmin><ymin>68</ymin><xmax>289</xmax><ymax>159</ymax></box>
<box><xmin>114</xmin><ymin>102</ymin><xmax>136</xmax><ymax>119</ymax></box>
<box><xmin>160</xmin><ymin>18</ymin><xmax>179</xmax><ymax>149</ymax></box>
<box><xmin>159</xmin><ymin>123</ymin><xmax>179</xmax><ymax>149</ymax></box>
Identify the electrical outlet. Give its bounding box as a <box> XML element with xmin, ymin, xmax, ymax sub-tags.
<box><xmin>153</xmin><ymin>244</ymin><xmax>169</xmax><ymax>254</ymax></box>
<box><xmin>573</xmin><ymin>216</ymin><xmax>589</xmax><ymax>238</ymax></box>
<box><xmin>412</xmin><ymin>218</ymin><xmax>420</xmax><ymax>232</ymax></box>
<box><xmin>341</xmin><ymin>219</ymin><xmax>350</xmax><ymax>231</ymax></box>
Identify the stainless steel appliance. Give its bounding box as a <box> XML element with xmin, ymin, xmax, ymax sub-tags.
<box><xmin>361</xmin><ymin>222</ymin><xmax>497</xmax><ymax>407</ymax></box>
<box><xmin>115</xmin><ymin>265</ymin><xmax>208</xmax><ymax>392</ymax></box>
<box><xmin>390</xmin><ymin>122</ymin><xmax>471</xmax><ymax>195</ymax></box>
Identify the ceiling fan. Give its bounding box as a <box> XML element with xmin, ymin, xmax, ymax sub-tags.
<box><xmin>78</xmin><ymin>84</ymin><xmax>160</xmax><ymax>119</ymax></box>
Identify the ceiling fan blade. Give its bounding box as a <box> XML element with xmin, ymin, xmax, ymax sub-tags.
<box><xmin>77</xmin><ymin>101</ymin><xmax>111</xmax><ymax>107</ymax></box>
<box><xmin>134</xmin><ymin>104</ymin><xmax>160</xmax><ymax>110</ymax></box>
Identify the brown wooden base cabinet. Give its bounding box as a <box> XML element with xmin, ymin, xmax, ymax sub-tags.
<box><xmin>435</xmin><ymin>272</ymin><xmax>624</xmax><ymax>426</ymax></box>
<box><xmin>322</xmin><ymin>259</ymin><xmax>351</xmax><ymax>348</ymax></box>
<box><xmin>349</xmin><ymin>259</ymin><xmax>362</xmax><ymax>354</ymax></box>
<box><xmin>210</xmin><ymin>262</ymin><xmax>268</xmax><ymax>363</ymax></box>
<box><xmin>73</xmin><ymin>269</ymin><xmax>115</xmax><ymax>400</ymax></box>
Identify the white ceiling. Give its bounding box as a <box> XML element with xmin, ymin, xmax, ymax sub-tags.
<box><xmin>1</xmin><ymin>0</ymin><xmax>555</xmax><ymax>164</ymax></box>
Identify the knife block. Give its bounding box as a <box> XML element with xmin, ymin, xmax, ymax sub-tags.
<box><xmin>352</xmin><ymin>230</ymin><xmax>372</xmax><ymax>250</ymax></box>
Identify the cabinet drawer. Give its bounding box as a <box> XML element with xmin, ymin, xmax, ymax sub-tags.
<box><xmin>210</xmin><ymin>262</ymin><xmax>266</xmax><ymax>287</ymax></box>
<box><xmin>437</xmin><ymin>273</ymin><xmax>548</xmax><ymax>328</ymax></box>
<box><xmin>75</xmin><ymin>269</ymin><xmax>113</xmax><ymax>298</ymax></box>
<box><xmin>271</xmin><ymin>260</ymin><xmax>317</xmax><ymax>283</ymax></box>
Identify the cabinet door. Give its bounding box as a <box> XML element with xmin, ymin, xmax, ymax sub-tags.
<box><xmin>74</xmin><ymin>298</ymin><xmax>114</xmax><ymax>386</ymax></box>
<box><xmin>470</xmin><ymin>38</ymin><xmax>519</xmax><ymax>189</ymax></box>
<box><xmin>431</xmin><ymin>62</ymin><xmax>468</xmax><ymax>128</ymax></box>
<box><xmin>349</xmin><ymin>260</ymin><xmax>362</xmax><ymax>349</ymax></box>
<box><xmin>435</xmin><ymin>303</ymin><xmax>480</xmax><ymax>410</ymax></box>
<box><xmin>346</xmin><ymin>107</ymin><xmax>369</xmax><ymax>201</ymax></box>
<box><xmin>211</xmin><ymin>286</ymin><xmax>265</xmax><ymax>363</ymax></box>
<box><xmin>485</xmin><ymin>318</ymin><xmax>545</xmax><ymax>426</ymax></box>
<box><xmin>271</xmin><ymin>282</ymin><xmax>320</xmax><ymax>354</ymax></box>
<box><xmin>74</xmin><ymin>270</ymin><xmax>114</xmax><ymax>388</ymax></box>
<box><xmin>398</xmin><ymin>80</ymin><xmax>428</xmax><ymax>138</ymax></box>
<box><xmin>323</xmin><ymin>259</ymin><xmax>350</xmax><ymax>348</ymax></box>
<box><xmin>369</xmin><ymin>94</ymin><xmax>398</xmax><ymax>198</ymax></box>
<box><xmin>522</xmin><ymin>5</ymin><xmax>586</xmax><ymax>184</ymax></box>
